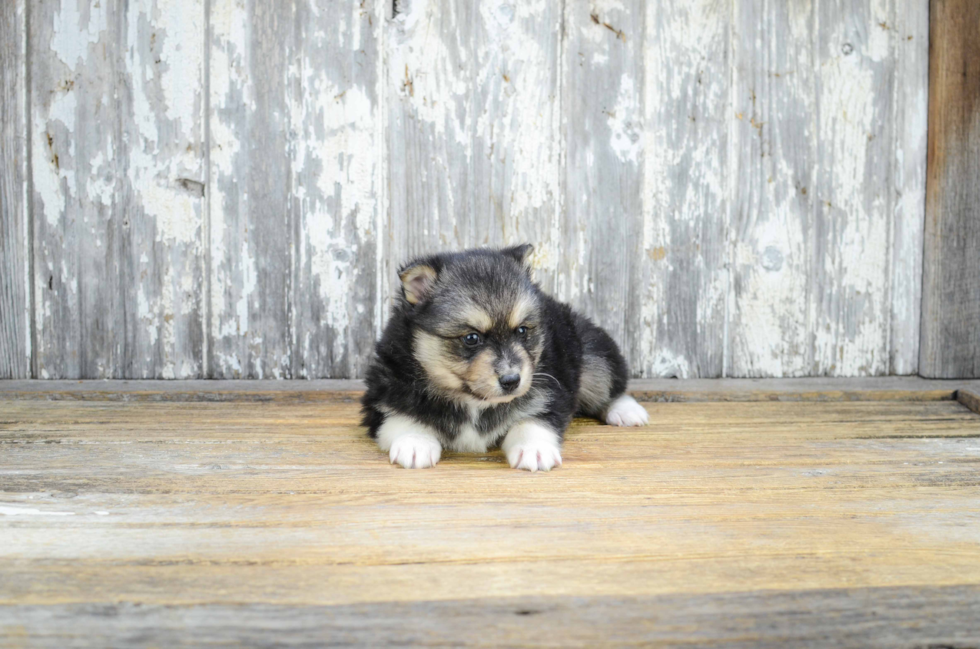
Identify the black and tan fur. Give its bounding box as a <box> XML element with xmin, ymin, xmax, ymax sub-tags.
<box><xmin>361</xmin><ymin>244</ymin><xmax>649</xmax><ymax>471</ymax></box>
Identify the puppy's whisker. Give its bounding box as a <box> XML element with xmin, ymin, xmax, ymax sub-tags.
<box><xmin>533</xmin><ymin>372</ymin><xmax>562</xmax><ymax>388</ymax></box>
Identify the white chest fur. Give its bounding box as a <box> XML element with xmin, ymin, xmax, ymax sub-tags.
<box><xmin>450</xmin><ymin>422</ymin><xmax>489</xmax><ymax>453</ymax></box>
<box><xmin>448</xmin><ymin>402</ymin><xmax>496</xmax><ymax>453</ymax></box>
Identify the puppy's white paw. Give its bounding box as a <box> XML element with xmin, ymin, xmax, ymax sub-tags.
<box><xmin>502</xmin><ymin>420</ymin><xmax>562</xmax><ymax>472</ymax></box>
<box><xmin>388</xmin><ymin>433</ymin><xmax>442</xmax><ymax>469</ymax></box>
<box><xmin>605</xmin><ymin>394</ymin><xmax>649</xmax><ymax>427</ymax></box>
<box><xmin>376</xmin><ymin>413</ymin><xmax>442</xmax><ymax>469</ymax></box>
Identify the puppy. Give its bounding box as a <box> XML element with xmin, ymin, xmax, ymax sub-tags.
<box><xmin>361</xmin><ymin>244</ymin><xmax>649</xmax><ymax>471</ymax></box>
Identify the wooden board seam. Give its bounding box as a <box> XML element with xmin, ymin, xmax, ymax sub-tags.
<box><xmin>957</xmin><ymin>389</ymin><xmax>980</xmax><ymax>415</ymax></box>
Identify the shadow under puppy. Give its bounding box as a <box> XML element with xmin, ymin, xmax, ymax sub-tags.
<box><xmin>361</xmin><ymin>244</ymin><xmax>649</xmax><ymax>471</ymax></box>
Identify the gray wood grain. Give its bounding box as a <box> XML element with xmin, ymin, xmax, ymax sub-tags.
<box><xmin>0</xmin><ymin>0</ymin><xmax>30</xmax><ymax>378</ymax></box>
<box><xmin>3</xmin><ymin>586</ymin><xmax>979</xmax><ymax>648</ymax></box>
<box><xmin>560</xmin><ymin>0</ymin><xmax>644</xmax><ymax>374</ymax></box>
<box><xmin>730</xmin><ymin>0</ymin><xmax>928</xmax><ymax>378</ymax></box>
<box><xmin>889</xmin><ymin>0</ymin><xmax>929</xmax><ymax>375</ymax></box>
<box><xmin>4</xmin><ymin>0</ymin><xmax>937</xmax><ymax>380</ymax></box>
<box><xmin>30</xmin><ymin>0</ymin><xmax>207</xmax><ymax>379</ymax></box>
<box><xmin>208</xmin><ymin>0</ymin><xmax>292</xmax><ymax>379</ymax></box>
<box><xmin>635</xmin><ymin>0</ymin><xmax>730</xmax><ymax>378</ymax></box>
<box><xmin>288</xmin><ymin>0</ymin><xmax>385</xmax><ymax>379</ymax></box>
<box><xmin>729</xmin><ymin>0</ymin><xmax>815</xmax><ymax>378</ymax></box>
<box><xmin>208</xmin><ymin>0</ymin><xmax>384</xmax><ymax>379</ymax></box>
<box><xmin>810</xmin><ymin>0</ymin><xmax>891</xmax><ymax>376</ymax></box>
<box><xmin>920</xmin><ymin>0</ymin><xmax>980</xmax><ymax>378</ymax></box>
<box><xmin>385</xmin><ymin>0</ymin><xmax>563</xmax><ymax>298</ymax></box>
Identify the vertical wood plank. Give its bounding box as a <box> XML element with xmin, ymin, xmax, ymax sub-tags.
<box><xmin>0</xmin><ymin>0</ymin><xmax>30</xmax><ymax>378</ymax></box>
<box><xmin>889</xmin><ymin>0</ymin><xmax>928</xmax><ymax>375</ymax></box>
<box><xmin>809</xmin><ymin>0</ymin><xmax>910</xmax><ymax>376</ymax></box>
<box><xmin>920</xmin><ymin>0</ymin><xmax>980</xmax><ymax>378</ymax></box>
<box><xmin>30</xmin><ymin>0</ymin><xmax>206</xmax><ymax>379</ymax></box>
<box><xmin>209</xmin><ymin>0</ymin><xmax>385</xmax><ymax>379</ymax></box>
<box><xmin>730</xmin><ymin>0</ymin><xmax>927</xmax><ymax>377</ymax></box>
<box><xmin>288</xmin><ymin>0</ymin><xmax>386</xmax><ymax>378</ymax></box>
<box><xmin>385</xmin><ymin>0</ymin><xmax>563</xmax><ymax>296</ymax></box>
<box><xmin>208</xmin><ymin>0</ymin><xmax>291</xmax><ymax>379</ymax></box>
<box><xmin>637</xmin><ymin>0</ymin><xmax>730</xmax><ymax>378</ymax></box>
<box><xmin>560</xmin><ymin>0</ymin><xmax>644</xmax><ymax>371</ymax></box>
<box><xmin>730</xmin><ymin>0</ymin><xmax>815</xmax><ymax>377</ymax></box>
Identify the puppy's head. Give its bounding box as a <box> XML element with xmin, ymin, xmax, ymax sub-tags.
<box><xmin>400</xmin><ymin>244</ymin><xmax>544</xmax><ymax>404</ymax></box>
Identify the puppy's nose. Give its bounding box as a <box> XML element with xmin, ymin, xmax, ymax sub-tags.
<box><xmin>498</xmin><ymin>373</ymin><xmax>521</xmax><ymax>392</ymax></box>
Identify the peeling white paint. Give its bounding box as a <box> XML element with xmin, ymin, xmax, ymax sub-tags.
<box><xmin>26</xmin><ymin>0</ymin><xmax>928</xmax><ymax>380</ymax></box>
<box><xmin>31</xmin><ymin>121</ymin><xmax>67</xmax><ymax>228</ymax></box>
<box><xmin>50</xmin><ymin>0</ymin><xmax>105</xmax><ymax>69</ymax></box>
<box><xmin>138</xmin><ymin>285</ymin><xmax>159</xmax><ymax>347</ymax></box>
<box><xmin>157</xmin><ymin>0</ymin><xmax>204</xmax><ymax>122</ymax></box>
<box><xmin>607</xmin><ymin>74</ymin><xmax>642</xmax><ymax>163</ymax></box>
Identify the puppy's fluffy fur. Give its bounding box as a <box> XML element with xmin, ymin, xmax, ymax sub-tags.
<box><xmin>361</xmin><ymin>245</ymin><xmax>649</xmax><ymax>471</ymax></box>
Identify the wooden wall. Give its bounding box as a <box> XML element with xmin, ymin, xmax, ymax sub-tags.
<box><xmin>920</xmin><ymin>0</ymin><xmax>980</xmax><ymax>378</ymax></box>
<box><xmin>0</xmin><ymin>0</ymin><xmax>934</xmax><ymax>379</ymax></box>
<box><xmin>0</xmin><ymin>0</ymin><xmax>30</xmax><ymax>379</ymax></box>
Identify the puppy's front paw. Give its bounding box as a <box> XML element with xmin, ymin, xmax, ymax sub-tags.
<box><xmin>389</xmin><ymin>434</ymin><xmax>442</xmax><ymax>469</ymax></box>
<box><xmin>507</xmin><ymin>442</ymin><xmax>562</xmax><ymax>472</ymax></box>
<box><xmin>502</xmin><ymin>420</ymin><xmax>562</xmax><ymax>472</ymax></box>
<box><xmin>605</xmin><ymin>394</ymin><xmax>649</xmax><ymax>427</ymax></box>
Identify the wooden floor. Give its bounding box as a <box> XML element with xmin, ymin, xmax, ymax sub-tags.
<box><xmin>2</xmin><ymin>383</ymin><xmax>980</xmax><ymax>647</ymax></box>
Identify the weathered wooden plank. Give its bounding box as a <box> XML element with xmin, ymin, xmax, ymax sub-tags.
<box><xmin>4</xmin><ymin>586</ymin><xmax>979</xmax><ymax>648</ymax></box>
<box><xmin>385</xmin><ymin>0</ymin><xmax>563</xmax><ymax>294</ymax></box>
<box><xmin>636</xmin><ymin>0</ymin><xmax>730</xmax><ymax>378</ymax></box>
<box><xmin>889</xmin><ymin>0</ymin><xmax>929</xmax><ymax>375</ymax></box>
<box><xmin>4</xmin><ymin>376</ymin><xmax>980</xmax><ymax>402</ymax></box>
<box><xmin>729</xmin><ymin>0</ymin><xmax>815</xmax><ymax>377</ymax></box>
<box><xmin>920</xmin><ymin>0</ymin><xmax>980</xmax><ymax>378</ymax></box>
<box><xmin>730</xmin><ymin>0</ymin><xmax>928</xmax><ymax>378</ymax></box>
<box><xmin>1</xmin><ymin>398</ymin><xmax>979</xmax><ymax>625</ymax></box>
<box><xmin>809</xmin><ymin>0</ymin><xmax>900</xmax><ymax>376</ymax></box>
<box><xmin>207</xmin><ymin>0</ymin><xmax>291</xmax><ymax>379</ymax></box>
<box><xmin>958</xmin><ymin>389</ymin><xmax>980</xmax><ymax>415</ymax></box>
<box><xmin>30</xmin><ymin>0</ymin><xmax>207</xmax><ymax>379</ymax></box>
<box><xmin>0</xmin><ymin>0</ymin><xmax>30</xmax><ymax>378</ymax></box>
<box><xmin>208</xmin><ymin>0</ymin><xmax>384</xmax><ymax>379</ymax></box>
<box><xmin>559</xmin><ymin>0</ymin><xmax>644</xmax><ymax>371</ymax></box>
<box><xmin>288</xmin><ymin>0</ymin><xmax>385</xmax><ymax>379</ymax></box>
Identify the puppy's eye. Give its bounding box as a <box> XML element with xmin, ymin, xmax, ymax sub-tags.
<box><xmin>516</xmin><ymin>326</ymin><xmax>528</xmax><ymax>336</ymax></box>
<box><xmin>463</xmin><ymin>332</ymin><xmax>482</xmax><ymax>346</ymax></box>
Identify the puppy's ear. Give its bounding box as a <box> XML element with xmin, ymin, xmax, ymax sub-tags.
<box><xmin>501</xmin><ymin>244</ymin><xmax>534</xmax><ymax>270</ymax></box>
<box><xmin>398</xmin><ymin>262</ymin><xmax>438</xmax><ymax>305</ymax></box>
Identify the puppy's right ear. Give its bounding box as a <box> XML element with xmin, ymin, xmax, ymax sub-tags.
<box><xmin>399</xmin><ymin>262</ymin><xmax>438</xmax><ymax>305</ymax></box>
<box><xmin>501</xmin><ymin>243</ymin><xmax>534</xmax><ymax>268</ymax></box>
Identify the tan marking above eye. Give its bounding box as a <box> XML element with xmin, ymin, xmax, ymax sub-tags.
<box><xmin>458</xmin><ymin>303</ymin><xmax>493</xmax><ymax>332</ymax></box>
<box><xmin>507</xmin><ymin>293</ymin><xmax>536</xmax><ymax>329</ymax></box>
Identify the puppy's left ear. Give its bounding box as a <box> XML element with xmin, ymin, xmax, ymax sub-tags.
<box><xmin>399</xmin><ymin>262</ymin><xmax>438</xmax><ymax>305</ymax></box>
<box><xmin>501</xmin><ymin>244</ymin><xmax>534</xmax><ymax>271</ymax></box>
